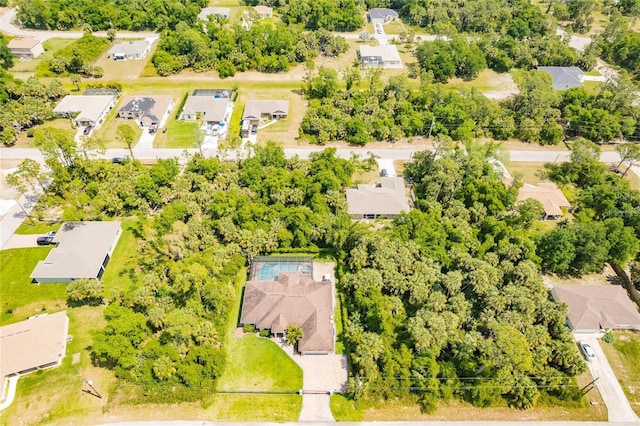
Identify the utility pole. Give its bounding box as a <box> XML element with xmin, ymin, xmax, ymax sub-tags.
<box><xmin>581</xmin><ymin>377</ymin><xmax>599</xmax><ymax>395</ymax></box>
<box><xmin>427</xmin><ymin>116</ymin><xmax>435</xmax><ymax>139</ymax></box>
<box><xmin>83</xmin><ymin>377</ymin><xmax>102</xmax><ymax>398</ymax></box>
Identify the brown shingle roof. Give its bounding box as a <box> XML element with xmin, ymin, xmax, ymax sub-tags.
<box><xmin>517</xmin><ymin>182</ymin><xmax>570</xmax><ymax>217</ymax></box>
<box><xmin>552</xmin><ymin>285</ymin><xmax>640</xmax><ymax>331</ymax></box>
<box><xmin>241</xmin><ymin>272</ymin><xmax>334</xmax><ymax>353</ymax></box>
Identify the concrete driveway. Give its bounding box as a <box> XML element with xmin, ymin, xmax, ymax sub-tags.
<box><xmin>377</xmin><ymin>159</ymin><xmax>396</xmax><ymax>177</ymax></box>
<box><xmin>576</xmin><ymin>334</ymin><xmax>640</xmax><ymax>423</ymax></box>
<box><xmin>2</xmin><ymin>233</ymin><xmax>46</xmax><ymax>249</ymax></box>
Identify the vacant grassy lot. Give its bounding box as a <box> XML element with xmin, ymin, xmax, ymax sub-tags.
<box><xmin>0</xmin><ymin>247</ymin><xmax>66</xmax><ymax>324</ymax></box>
<box><xmin>600</xmin><ymin>331</ymin><xmax>640</xmax><ymax>416</ymax></box>
<box><xmin>12</xmin><ymin>118</ymin><xmax>77</xmax><ymax>148</ymax></box>
<box><xmin>505</xmin><ymin>162</ymin><xmax>550</xmax><ymax>185</ymax></box>
<box><xmin>154</xmin><ymin>118</ymin><xmax>199</xmax><ymax>149</ymax></box>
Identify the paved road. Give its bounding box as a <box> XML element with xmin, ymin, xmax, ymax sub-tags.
<box><xmin>0</xmin><ymin>193</ymin><xmax>39</xmax><ymax>249</ymax></box>
<box><xmin>578</xmin><ymin>334</ymin><xmax>640</xmax><ymax>423</ymax></box>
<box><xmin>0</xmin><ymin>8</ymin><xmax>158</xmax><ymax>42</ymax></box>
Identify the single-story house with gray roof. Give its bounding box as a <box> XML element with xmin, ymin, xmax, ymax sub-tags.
<box><xmin>199</xmin><ymin>7</ymin><xmax>231</xmax><ymax>20</ymax></box>
<box><xmin>240</xmin><ymin>271</ymin><xmax>335</xmax><ymax>354</ymax></box>
<box><xmin>0</xmin><ymin>311</ymin><xmax>69</xmax><ymax>405</ymax></box>
<box><xmin>346</xmin><ymin>177</ymin><xmax>410</xmax><ymax>220</ymax></box>
<box><xmin>368</xmin><ymin>8</ymin><xmax>399</xmax><ymax>24</ymax></box>
<box><xmin>538</xmin><ymin>66</ymin><xmax>585</xmax><ymax>90</ymax></box>
<box><xmin>551</xmin><ymin>284</ymin><xmax>640</xmax><ymax>333</ymax></box>
<box><xmin>108</xmin><ymin>39</ymin><xmax>153</xmax><ymax>60</ymax></box>
<box><xmin>31</xmin><ymin>222</ymin><xmax>122</xmax><ymax>283</ymax></box>
<box><xmin>8</xmin><ymin>37</ymin><xmax>44</xmax><ymax>59</ymax></box>
<box><xmin>358</xmin><ymin>45</ymin><xmax>402</xmax><ymax>69</ymax></box>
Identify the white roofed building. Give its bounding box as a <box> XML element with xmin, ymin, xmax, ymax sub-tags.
<box><xmin>358</xmin><ymin>45</ymin><xmax>402</xmax><ymax>69</ymax></box>
<box><xmin>53</xmin><ymin>94</ymin><xmax>118</xmax><ymax>129</ymax></box>
<box><xmin>346</xmin><ymin>177</ymin><xmax>410</xmax><ymax>219</ymax></box>
<box><xmin>108</xmin><ymin>39</ymin><xmax>153</xmax><ymax>60</ymax></box>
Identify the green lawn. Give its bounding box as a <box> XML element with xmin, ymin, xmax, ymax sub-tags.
<box><xmin>154</xmin><ymin>118</ymin><xmax>199</xmax><ymax>149</ymax></box>
<box><xmin>217</xmin><ymin>334</ymin><xmax>303</xmax><ymax>392</ymax></box>
<box><xmin>600</xmin><ymin>332</ymin><xmax>640</xmax><ymax>416</ymax></box>
<box><xmin>0</xmin><ymin>248</ymin><xmax>67</xmax><ymax>325</ymax></box>
<box><xmin>331</xmin><ymin>394</ymin><xmax>364</xmax><ymax>421</ymax></box>
<box><xmin>15</xmin><ymin>220</ymin><xmax>61</xmax><ymax>235</ymax></box>
<box><xmin>207</xmin><ymin>394</ymin><xmax>301</xmax><ymax>422</ymax></box>
<box><xmin>100</xmin><ymin>218</ymin><xmax>141</xmax><ymax>298</ymax></box>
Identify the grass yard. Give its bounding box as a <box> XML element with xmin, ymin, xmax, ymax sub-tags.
<box><xmin>505</xmin><ymin>161</ymin><xmax>550</xmax><ymax>185</ymax></box>
<box><xmin>0</xmin><ymin>306</ymin><xmax>116</xmax><ymax>426</ymax></box>
<box><xmin>99</xmin><ymin>218</ymin><xmax>141</xmax><ymax>298</ymax></box>
<box><xmin>154</xmin><ymin>118</ymin><xmax>199</xmax><ymax>149</ymax></box>
<box><xmin>217</xmin><ymin>334</ymin><xmax>303</xmax><ymax>392</ymax></box>
<box><xmin>0</xmin><ymin>248</ymin><xmax>67</xmax><ymax>325</ymax></box>
<box><xmin>15</xmin><ymin>219</ymin><xmax>61</xmax><ymax>235</ymax></box>
<box><xmin>93</xmin><ymin>110</ymin><xmax>143</xmax><ymax>149</ymax></box>
<box><xmin>9</xmin><ymin>38</ymin><xmax>76</xmax><ymax>75</ymax></box>
<box><xmin>600</xmin><ymin>331</ymin><xmax>640</xmax><ymax>416</ymax></box>
<box><xmin>12</xmin><ymin>118</ymin><xmax>77</xmax><ymax>148</ymax></box>
<box><xmin>93</xmin><ymin>39</ymin><xmax>156</xmax><ymax>81</ymax></box>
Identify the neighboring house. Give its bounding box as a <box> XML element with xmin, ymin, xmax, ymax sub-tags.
<box><xmin>198</xmin><ymin>7</ymin><xmax>231</xmax><ymax>20</ymax></box>
<box><xmin>7</xmin><ymin>37</ymin><xmax>44</xmax><ymax>59</ymax></box>
<box><xmin>180</xmin><ymin>91</ymin><xmax>233</xmax><ymax>135</ymax></box>
<box><xmin>240</xmin><ymin>271</ymin><xmax>335</xmax><ymax>354</ymax></box>
<box><xmin>538</xmin><ymin>66</ymin><xmax>585</xmax><ymax>90</ymax></box>
<box><xmin>117</xmin><ymin>95</ymin><xmax>174</xmax><ymax>128</ymax></box>
<box><xmin>0</xmin><ymin>312</ymin><xmax>69</xmax><ymax>406</ymax></box>
<box><xmin>358</xmin><ymin>45</ymin><xmax>402</xmax><ymax>69</ymax></box>
<box><xmin>517</xmin><ymin>182</ymin><xmax>571</xmax><ymax>220</ymax></box>
<box><xmin>368</xmin><ymin>8</ymin><xmax>399</xmax><ymax>24</ymax></box>
<box><xmin>53</xmin><ymin>94</ymin><xmax>118</xmax><ymax>129</ymax></box>
<box><xmin>551</xmin><ymin>285</ymin><xmax>640</xmax><ymax>333</ymax></box>
<box><xmin>346</xmin><ymin>177</ymin><xmax>410</xmax><ymax>220</ymax></box>
<box><xmin>30</xmin><ymin>222</ymin><xmax>122</xmax><ymax>283</ymax></box>
<box><xmin>108</xmin><ymin>39</ymin><xmax>153</xmax><ymax>60</ymax></box>
<box><xmin>254</xmin><ymin>5</ymin><xmax>273</xmax><ymax>18</ymax></box>
<box><xmin>241</xmin><ymin>100</ymin><xmax>289</xmax><ymax>135</ymax></box>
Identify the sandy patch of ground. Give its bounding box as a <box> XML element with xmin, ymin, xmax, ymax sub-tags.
<box><xmin>482</xmin><ymin>72</ymin><xmax>519</xmax><ymax>100</ymax></box>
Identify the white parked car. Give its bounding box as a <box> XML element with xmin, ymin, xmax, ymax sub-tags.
<box><xmin>578</xmin><ymin>341</ymin><xmax>596</xmax><ymax>361</ymax></box>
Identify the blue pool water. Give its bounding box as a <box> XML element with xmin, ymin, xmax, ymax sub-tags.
<box><xmin>258</xmin><ymin>262</ymin><xmax>312</xmax><ymax>280</ymax></box>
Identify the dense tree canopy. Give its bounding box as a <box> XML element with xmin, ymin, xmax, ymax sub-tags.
<box><xmin>15</xmin><ymin>0</ymin><xmax>207</xmax><ymax>30</ymax></box>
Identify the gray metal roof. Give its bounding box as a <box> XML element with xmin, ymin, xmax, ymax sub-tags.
<box><xmin>31</xmin><ymin>221</ymin><xmax>121</xmax><ymax>281</ymax></box>
<box><xmin>107</xmin><ymin>40</ymin><xmax>151</xmax><ymax>56</ymax></box>
<box><xmin>538</xmin><ymin>66</ymin><xmax>585</xmax><ymax>89</ymax></box>
<box><xmin>369</xmin><ymin>8</ymin><xmax>399</xmax><ymax>20</ymax></box>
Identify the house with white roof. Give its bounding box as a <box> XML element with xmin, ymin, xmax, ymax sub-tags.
<box><xmin>180</xmin><ymin>90</ymin><xmax>233</xmax><ymax>135</ymax></box>
<box><xmin>538</xmin><ymin>66</ymin><xmax>585</xmax><ymax>90</ymax></box>
<box><xmin>358</xmin><ymin>45</ymin><xmax>402</xmax><ymax>69</ymax></box>
<box><xmin>108</xmin><ymin>39</ymin><xmax>154</xmax><ymax>60</ymax></box>
<box><xmin>53</xmin><ymin>94</ymin><xmax>118</xmax><ymax>129</ymax></box>
<box><xmin>7</xmin><ymin>37</ymin><xmax>44</xmax><ymax>59</ymax></box>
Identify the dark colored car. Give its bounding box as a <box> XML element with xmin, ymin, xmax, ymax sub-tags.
<box><xmin>380</xmin><ymin>169</ymin><xmax>388</xmax><ymax>177</ymax></box>
<box><xmin>83</xmin><ymin>126</ymin><xmax>93</xmax><ymax>136</ymax></box>
<box><xmin>37</xmin><ymin>236</ymin><xmax>56</xmax><ymax>246</ymax></box>
<box><xmin>112</xmin><ymin>157</ymin><xmax>124</xmax><ymax>164</ymax></box>
<box><xmin>251</xmin><ymin>125</ymin><xmax>258</xmax><ymax>135</ymax></box>
<box><xmin>149</xmin><ymin>124</ymin><xmax>158</xmax><ymax>134</ymax></box>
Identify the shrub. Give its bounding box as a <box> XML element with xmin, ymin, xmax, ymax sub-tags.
<box><xmin>243</xmin><ymin>324</ymin><xmax>256</xmax><ymax>333</ymax></box>
<box><xmin>603</xmin><ymin>332</ymin><xmax>614</xmax><ymax>343</ymax></box>
<box><xmin>259</xmin><ymin>329</ymin><xmax>270</xmax><ymax>337</ymax></box>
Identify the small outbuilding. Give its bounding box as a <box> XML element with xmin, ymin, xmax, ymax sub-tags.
<box><xmin>30</xmin><ymin>221</ymin><xmax>122</xmax><ymax>283</ymax></box>
<box><xmin>551</xmin><ymin>285</ymin><xmax>640</xmax><ymax>333</ymax></box>
<box><xmin>7</xmin><ymin>37</ymin><xmax>44</xmax><ymax>59</ymax></box>
<box><xmin>346</xmin><ymin>177</ymin><xmax>410</xmax><ymax>220</ymax></box>
<box><xmin>108</xmin><ymin>39</ymin><xmax>153</xmax><ymax>60</ymax></box>
<box><xmin>358</xmin><ymin>45</ymin><xmax>402</xmax><ymax>69</ymax></box>
<box><xmin>517</xmin><ymin>182</ymin><xmax>571</xmax><ymax>220</ymax></box>
<box><xmin>53</xmin><ymin>94</ymin><xmax>118</xmax><ymax>129</ymax></box>
<box><xmin>538</xmin><ymin>66</ymin><xmax>585</xmax><ymax>90</ymax></box>
<box><xmin>0</xmin><ymin>311</ymin><xmax>69</xmax><ymax>405</ymax></box>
